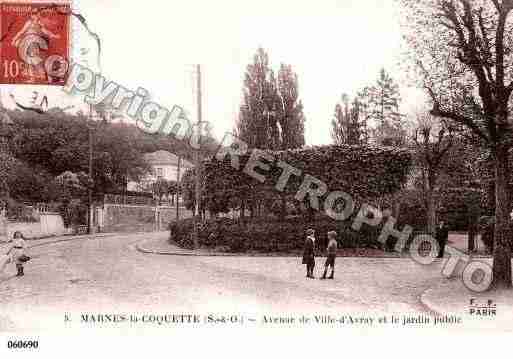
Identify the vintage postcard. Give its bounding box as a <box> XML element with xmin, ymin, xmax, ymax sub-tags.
<box><xmin>0</xmin><ymin>1</ymin><xmax>70</xmax><ymax>86</ymax></box>
<box><xmin>0</xmin><ymin>0</ymin><xmax>512</xmax><ymax>356</ymax></box>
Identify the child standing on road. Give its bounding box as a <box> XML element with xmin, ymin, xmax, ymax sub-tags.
<box><xmin>302</xmin><ymin>229</ymin><xmax>316</xmax><ymax>279</ymax></box>
<box><xmin>6</xmin><ymin>231</ymin><xmax>28</xmax><ymax>277</ymax></box>
<box><xmin>321</xmin><ymin>231</ymin><xmax>337</xmax><ymax>280</ymax></box>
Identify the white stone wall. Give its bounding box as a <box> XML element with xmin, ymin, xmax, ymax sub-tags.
<box><xmin>5</xmin><ymin>213</ymin><xmax>68</xmax><ymax>240</ymax></box>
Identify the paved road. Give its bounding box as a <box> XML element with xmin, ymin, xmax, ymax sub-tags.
<box><xmin>0</xmin><ymin>232</ymin><xmax>446</xmax><ymax>331</ymax></box>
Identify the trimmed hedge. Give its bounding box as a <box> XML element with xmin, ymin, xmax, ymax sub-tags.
<box><xmin>169</xmin><ymin>216</ymin><xmax>385</xmax><ymax>253</ymax></box>
<box><xmin>204</xmin><ymin>144</ymin><xmax>413</xmax><ymax>214</ymax></box>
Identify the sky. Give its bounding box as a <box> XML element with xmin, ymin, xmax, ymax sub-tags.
<box><xmin>1</xmin><ymin>0</ymin><xmax>425</xmax><ymax>145</ymax></box>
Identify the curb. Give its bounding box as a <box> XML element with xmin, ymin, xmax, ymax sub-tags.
<box><xmin>27</xmin><ymin>233</ymin><xmax>118</xmax><ymax>249</ymax></box>
<box><xmin>419</xmin><ymin>284</ymin><xmax>444</xmax><ymax>316</ymax></box>
<box><xmin>135</xmin><ymin>239</ymin><xmax>422</xmax><ymax>259</ymax></box>
<box><xmin>1</xmin><ymin>231</ymin><xmax>159</xmax><ymax>248</ymax></box>
<box><xmin>135</xmin><ymin>240</ymin><xmax>238</xmax><ymax>257</ymax></box>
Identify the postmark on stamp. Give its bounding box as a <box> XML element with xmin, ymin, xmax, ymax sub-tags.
<box><xmin>0</xmin><ymin>1</ymin><xmax>71</xmax><ymax>85</ymax></box>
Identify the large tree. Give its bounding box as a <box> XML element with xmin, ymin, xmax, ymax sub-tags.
<box><xmin>236</xmin><ymin>49</ymin><xmax>306</xmax><ymax>219</ymax></box>
<box><xmin>401</xmin><ymin>0</ymin><xmax>513</xmax><ymax>288</ymax></box>
<box><xmin>360</xmin><ymin>68</ymin><xmax>405</xmax><ymax>146</ymax></box>
<box><xmin>412</xmin><ymin>112</ymin><xmax>454</xmax><ymax>236</ymax></box>
<box><xmin>237</xmin><ymin>48</ymin><xmax>281</xmax><ymax>150</ymax></box>
<box><xmin>331</xmin><ymin>94</ymin><xmax>369</xmax><ymax>145</ymax></box>
<box><xmin>237</xmin><ymin>48</ymin><xmax>306</xmax><ymax>150</ymax></box>
<box><xmin>7</xmin><ymin>109</ymin><xmax>149</xmax><ymax>197</ymax></box>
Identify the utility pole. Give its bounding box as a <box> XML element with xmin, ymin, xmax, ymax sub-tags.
<box><xmin>87</xmin><ymin>103</ymin><xmax>94</xmax><ymax>234</ymax></box>
<box><xmin>87</xmin><ymin>50</ymin><xmax>103</xmax><ymax>235</ymax></box>
<box><xmin>193</xmin><ymin>64</ymin><xmax>202</xmax><ymax>248</ymax></box>
<box><xmin>176</xmin><ymin>156</ymin><xmax>181</xmax><ymax>222</ymax></box>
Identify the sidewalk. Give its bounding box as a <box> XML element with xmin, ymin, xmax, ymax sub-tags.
<box><xmin>448</xmin><ymin>233</ymin><xmax>490</xmax><ymax>256</ymax></box>
<box><xmin>137</xmin><ymin>235</ymin><xmax>411</xmax><ymax>258</ymax></box>
<box><xmin>0</xmin><ymin>232</ymin><xmax>117</xmax><ymax>250</ymax></box>
<box><xmin>27</xmin><ymin>232</ymin><xmax>118</xmax><ymax>247</ymax></box>
<box><xmin>420</xmin><ymin>271</ymin><xmax>513</xmax><ymax>330</ymax></box>
<box><xmin>0</xmin><ymin>232</ymin><xmax>138</xmax><ymax>262</ymax></box>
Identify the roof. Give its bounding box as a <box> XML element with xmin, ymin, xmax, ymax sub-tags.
<box><xmin>144</xmin><ymin>151</ymin><xmax>194</xmax><ymax>167</ymax></box>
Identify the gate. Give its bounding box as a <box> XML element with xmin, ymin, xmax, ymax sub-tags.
<box><xmin>98</xmin><ymin>194</ymin><xmax>193</xmax><ymax>233</ymax></box>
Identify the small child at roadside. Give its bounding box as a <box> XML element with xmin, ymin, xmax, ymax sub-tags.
<box><xmin>321</xmin><ymin>231</ymin><xmax>337</xmax><ymax>280</ymax></box>
<box><xmin>6</xmin><ymin>231</ymin><xmax>28</xmax><ymax>277</ymax></box>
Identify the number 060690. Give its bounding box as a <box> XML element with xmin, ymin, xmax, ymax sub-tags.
<box><xmin>7</xmin><ymin>340</ymin><xmax>39</xmax><ymax>349</ymax></box>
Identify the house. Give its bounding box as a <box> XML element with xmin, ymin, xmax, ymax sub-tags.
<box><xmin>127</xmin><ymin>150</ymin><xmax>194</xmax><ymax>193</ymax></box>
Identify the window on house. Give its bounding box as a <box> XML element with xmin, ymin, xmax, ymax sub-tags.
<box><xmin>156</xmin><ymin>167</ymin><xmax>164</xmax><ymax>178</ymax></box>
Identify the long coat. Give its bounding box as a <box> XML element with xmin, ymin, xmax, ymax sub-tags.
<box><xmin>302</xmin><ymin>236</ymin><xmax>315</xmax><ymax>265</ymax></box>
<box><xmin>436</xmin><ymin>225</ymin><xmax>449</xmax><ymax>244</ymax></box>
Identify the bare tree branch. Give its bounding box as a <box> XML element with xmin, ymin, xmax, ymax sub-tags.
<box><xmin>430</xmin><ymin>103</ymin><xmax>490</xmax><ymax>144</ymax></box>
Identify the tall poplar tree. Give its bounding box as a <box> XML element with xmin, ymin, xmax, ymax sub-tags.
<box><xmin>237</xmin><ymin>49</ymin><xmax>306</xmax><ymax>151</ymax></box>
<box><xmin>277</xmin><ymin>63</ymin><xmax>305</xmax><ymax>149</ymax></box>
<box><xmin>236</xmin><ymin>50</ymin><xmax>306</xmax><ymax>219</ymax></box>
<box><xmin>236</xmin><ymin>48</ymin><xmax>281</xmax><ymax>150</ymax></box>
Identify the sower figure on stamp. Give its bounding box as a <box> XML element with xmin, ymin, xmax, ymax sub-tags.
<box><xmin>302</xmin><ymin>229</ymin><xmax>316</xmax><ymax>279</ymax></box>
<box><xmin>321</xmin><ymin>231</ymin><xmax>337</xmax><ymax>280</ymax></box>
<box><xmin>11</xmin><ymin>11</ymin><xmax>61</xmax><ymax>83</ymax></box>
<box><xmin>436</xmin><ymin>220</ymin><xmax>449</xmax><ymax>258</ymax></box>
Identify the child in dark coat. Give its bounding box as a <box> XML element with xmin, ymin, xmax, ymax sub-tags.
<box><xmin>302</xmin><ymin>229</ymin><xmax>316</xmax><ymax>278</ymax></box>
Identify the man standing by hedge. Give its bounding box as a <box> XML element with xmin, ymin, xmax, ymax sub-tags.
<box><xmin>321</xmin><ymin>231</ymin><xmax>337</xmax><ymax>280</ymax></box>
<box><xmin>436</xmin><ymin>220</ymin><xmax>449</xmax><ymax>258</ymax></box>
<box><xmin>302</xmin><ymin>229</ymin><xmax>316</xmax><ymax>278</ymax></box>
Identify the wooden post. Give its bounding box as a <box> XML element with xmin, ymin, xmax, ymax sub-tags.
<box><xmin>176</xmin><ymin>156</ymin><xmax>181</xmax><ymax>222</ymax></box>
<box><xmin>193</xmin><ymin>64</ymin><xmax>202</xmax><ymax>249</ymax></box>
<box><xmin>87</xmin><ymin>104</ymin><xmax>94</xmax><ymax>235</ymax></box>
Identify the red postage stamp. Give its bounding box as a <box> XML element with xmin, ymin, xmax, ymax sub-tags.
<box><xmin>0</xmin><ymin>1</ymin><xmax>71</xmax><ymax>86</ymax></box>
